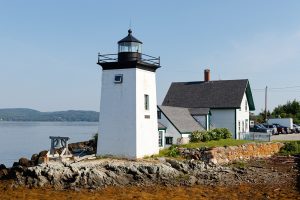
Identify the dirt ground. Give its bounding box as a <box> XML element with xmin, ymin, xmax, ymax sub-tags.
<box><xmin>1</xmin><ymin>155</ymin><xmax>300</xmax><ymax>200</ymax></box>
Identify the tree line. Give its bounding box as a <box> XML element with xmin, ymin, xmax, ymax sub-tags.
<box><xmin>252</xmin><ymin>100</ymin><xmax>300</xmax><ymax>124</ymax></box>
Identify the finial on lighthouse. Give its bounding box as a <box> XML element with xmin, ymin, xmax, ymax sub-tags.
<box><xmin>128</xmin><ymin>29</ymin><xmax>132</xmax><ymax>35</ymax></box>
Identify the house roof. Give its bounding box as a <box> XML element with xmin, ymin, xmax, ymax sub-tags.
<box><xmin>162</xmin><ymin>79</ymin><xmax>255</xmax><ymax>111</ymax></box>
<box><xmin>158</xmin><ymin>122</ymin><xmax>167</xmax><ymax>129</ymax></box>
<box><xmin>188</xmin><ymin>108</ymin><xmax>210</xmax><ymax>115</ymax></box>
<box><xmin>158</xmin><ymin>106</ymin><xmax>204</xmax><ymax>134</ymax></box>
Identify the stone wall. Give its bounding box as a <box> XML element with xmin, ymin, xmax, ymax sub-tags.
<box><xmin>178</xmin><ymin>142</ymin><xmax>284</xmax><ymax>165</ymax></box>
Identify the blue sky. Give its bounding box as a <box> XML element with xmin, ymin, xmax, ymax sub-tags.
<box><xmin>0</xmin><ymin>0</ymin><xmax>300</xmax><ymax>113</ymax></box>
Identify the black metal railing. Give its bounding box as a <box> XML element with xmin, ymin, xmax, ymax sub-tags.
<box><xmin>97</xmin><ymin>53</ymin><xmax>118</xmax><ymax>63</ymax></box>
<box><xmin>97</xmin><ymin>53</ymin><xmax>160</xmax><ymax>66</ymax></box>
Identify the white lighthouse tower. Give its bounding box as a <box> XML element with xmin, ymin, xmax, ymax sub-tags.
<box><xmin>97</xmin><ymin>29</ymin><xmax>160</xmax><ymax>158</ymax></box>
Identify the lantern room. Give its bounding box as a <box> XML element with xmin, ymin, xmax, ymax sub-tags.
<box><xmin>118</xmin><ymin>29</ymin><xmax>142</xmax><ymax>62</ymax></box>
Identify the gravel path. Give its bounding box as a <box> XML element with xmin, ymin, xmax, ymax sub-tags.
<box><xmin>271</xmin><ymin>133</ymin><xmax>300</xmax><ymax>141</ymax></box>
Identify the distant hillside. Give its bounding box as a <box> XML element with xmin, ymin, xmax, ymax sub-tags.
<box><xmin>0</xmin><ymin>108</ymin><xmax>99</xmax><ymax>122</ymax></box>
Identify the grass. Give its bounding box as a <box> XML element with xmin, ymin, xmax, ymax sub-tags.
<box><xmin>148</xmin><ymin>139</ymin><xmax>260</xmax><ymax>159</ymax></box>
<box><xmin>148</xmin><ymin>147</ymin><xmax>181</xmax><ymax>158</ymax></box>
<box><xmin>179</xmin><ymin>138</ymin><xmax>258</xmax><ymax>149</ymax></box>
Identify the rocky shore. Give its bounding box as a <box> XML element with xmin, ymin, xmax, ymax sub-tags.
<box><xmin>0</xmin><ymin>141</ymin><xmax>298</xmax><ymax>191</ymax></box>
<box><xmin>0</xmin><ymin>155</ymin><xmax>297</xmax><ymax>191</ymax></box>
<box><xmin>0</xmin><ymin>140</ymin><xmax>299</xmax><ymax>199</ymax></box>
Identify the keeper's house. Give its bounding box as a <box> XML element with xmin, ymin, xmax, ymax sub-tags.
<box><xmin>157</xmin><ymin>69</ymin><xmax>255</xmax><ymax>148</ymax></box>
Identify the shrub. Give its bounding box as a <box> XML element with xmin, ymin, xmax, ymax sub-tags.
<box><xmin>190</xmin><ymin>130</ymin><xmax>204</xmax><ymax>142</ymax></box>
<box><xmin>202</xmin><ymin>133</ymin><xmax>211</xmax><ymax>142</ymax></box>
<box><xmin>212</xmin><ymin>128</ymin><xmax>222</xmax><ymax>139</ymax></box>
<box><xmin>280</xmin><ymin>141</ymin><xmax>300</xmax><ymax>155</ymax></box>
<box><xmin>219</xmin><ymin>128</ymin><xmax>232</xmax><ymax>139</ymax></box>
<box><xmin>190</xmin><ymin>128</ymin><xmax>232</xmax><ymax>143</ymax></box>
<box><xmin>167</xmin><ymin>145</ymin><xmax>180</xmax><ymax>157</ymax></box>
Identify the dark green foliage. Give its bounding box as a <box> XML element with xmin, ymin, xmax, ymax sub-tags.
<box><xmin>212</xmin><ymin>128</ymin><xmax>223</xmax><ymax>140</ymax></box>
<box><xmin>252</xmin><ymin>100</ymin><xmax>300</xmax><ymax>124</ymax></box>
<box><xmin>219</xmin><ymin>128</ymin><xmax>232</xmax><ymax>139</ymax></box>
<box><xmin>190</xmin><ymin>128</ymin><xmax>232</xmax><ymax>142</ymax></box>
<box><xmin>0</xmin><ymin>108</ymin><xmax>99</xmax><ymax>122</ymax></box>
<box><xmin>272</xmin><ymin>100</ymin><xmax>300</xmax><ymax>124</ymax></box>
<box><xmin>202</xmin><ymin>132</ymin><xmax>211</xmax><ymax>142</ymax></box>
<box><xmin>279</xmin><ymin>141</ymin><xmax>300</xmax><ymax>155</ymax></box>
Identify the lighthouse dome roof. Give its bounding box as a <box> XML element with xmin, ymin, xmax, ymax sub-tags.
<box><xmin>118</xmin><ymin>29</ymin><xmax>142</xmax><ymax>44</ymax></box>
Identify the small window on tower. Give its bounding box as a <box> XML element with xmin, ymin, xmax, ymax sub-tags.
<box><xmin>114</xmin><ymin>74</ymin><xmax>123</xmax><ymax>83</ymax></box>
<box><xmin>144</xmin><ymin>94</ymin><xmax>149</xmax><ymax>110</ymax></box>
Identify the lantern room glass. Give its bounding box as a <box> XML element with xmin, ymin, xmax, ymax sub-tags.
<box><xmin>118</xmin><ymin>42</ymin><xmax>142</xmax><ymax>53</ymax></box>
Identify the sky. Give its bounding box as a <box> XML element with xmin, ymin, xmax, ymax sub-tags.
<box><xmin>0</xmin><ymin>0</ymin><xmax>300</xmax><ymax>114</ymax></box>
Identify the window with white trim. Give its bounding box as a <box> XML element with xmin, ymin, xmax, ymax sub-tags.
<box><xmin>114</xmin><ymin>74</ymin><xmax>123</xmax><ymax>83</ymax></box>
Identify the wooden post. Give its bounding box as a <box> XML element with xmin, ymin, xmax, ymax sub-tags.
<box><xmin>265</xmin><ymin>86</ymin><xmax>268</xmax><ymax>122</ymax></box>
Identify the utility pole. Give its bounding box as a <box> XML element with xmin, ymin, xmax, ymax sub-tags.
<box><xmin>265</xmin><ymin>86</ymin><xmax>268</xmax><ymax>123</ymax></box>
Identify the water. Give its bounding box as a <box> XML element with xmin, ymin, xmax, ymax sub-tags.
<box><xmin>0</xmin><ymin>121</ymin><xmax>98</xmax><ymax>167</ymax></box>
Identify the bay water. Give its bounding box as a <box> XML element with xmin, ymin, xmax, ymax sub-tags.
<box><xmin>0</xmin><ymin>121</ymin><xmax>98</xmax><ymax>167</ymax></box>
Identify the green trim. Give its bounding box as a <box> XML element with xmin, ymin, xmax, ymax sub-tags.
<box><xmin>181</xmin><ymin>132</ymin><xmax>192</xmax><ymax>134</ymax></box>
<box><xmin>158</xmin><ymin>127</ymin><xmax>167</xmax><ymax>130</ymax></box>
<box><xmin>234</xmin><ymin>109</ymin><xmax>237</xmax><ymax>139</ymax></box>
<box><xmin>245</xmin><ymin>81</ymin><xmax>255</xmax><ymax>111</ymax></box>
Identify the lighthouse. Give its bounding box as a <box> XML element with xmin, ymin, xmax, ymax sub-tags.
<box><xmin>97</xmin><ymin>29</ymin><xmax>160</xmax><ymax>158</ymax></box>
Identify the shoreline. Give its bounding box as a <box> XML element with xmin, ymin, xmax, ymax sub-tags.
<box><xmin>1</xmin><ymin>140</ymin><xmax>299</xmax><ymax>199</ymax></box>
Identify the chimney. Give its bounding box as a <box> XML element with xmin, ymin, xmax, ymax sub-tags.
<box><xmin>204</xmin><ymin>69</ymin><xmax>210</xmax><ymax>82</ymax></box>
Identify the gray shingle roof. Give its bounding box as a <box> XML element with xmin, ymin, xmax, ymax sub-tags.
<box><xmin>158</xmin><ymin>106</ymin><xmax>204</xmax><ymax>133</ymax></box>
<box><xmin>162</xmin><ymin>79</ymin><xmax>255</xmax><ymax>110</ymax></box>
<box><xmin>158</xmin><ymin>122</ymin><xmax>167</xmax><ymax>129</ymax></box>
<box><xmin>188</xmin><ymin>108</ymin><xmax>210</xmax><ymax>115</ymax></box>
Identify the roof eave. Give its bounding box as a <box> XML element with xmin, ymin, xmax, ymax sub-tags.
<box><xmin>245</xmin><ymin>81</ymin><xmax>256</xmax><ymax>111</ymax></box>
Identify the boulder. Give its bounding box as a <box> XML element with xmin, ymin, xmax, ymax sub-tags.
<box><xmin>37</xmin><ymin>150</ymin><xmax>49</xmax><ymax>164</ymax></box>
<box><xmin>38</xmin><ymin>150</ymin><xmax>48</xmax><ymax>157</ymax></box>
<box><xmin>19</xmin><ymin>157</ymin><xmax>32</xmax><ymax>167</ymax></box>
<box><xmin>31</xmin><ymin>154</ymin><xmax>39</xmax><ymax>165</ymax></box>
<box><xmin>0</xmin><ymin>168</ymin><xmax>9</xmax><ymax>179</ymax></box>
<box><xmin>0</xmin><ymin>164</ymin><xmax>6</xmax><ymax>170</ymax></box>
<box><xmin>12</xmin><ymin>162</ymin><xmax>20</xmax><ymax>167</ymax></box>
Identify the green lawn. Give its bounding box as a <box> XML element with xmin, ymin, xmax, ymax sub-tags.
<box><xmin>179</xmin><ymin>138</ymin><xmax>258</xmax><ymax>148</ymax></box>
<box><xmin>153</xmin><ymin>139</ymin><xmax>259</xmax><ymax>158</ymax></box>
